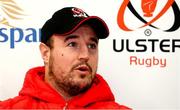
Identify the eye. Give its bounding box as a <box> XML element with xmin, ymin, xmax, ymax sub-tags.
<box><xmin>88</xmin><ymin>43</ymin><xmax>97</xmax><ymax>49</ymax></box>
<box><xmin>67</xmin><ymin>42</ymin><xmax>77</xmax><ymax>47</ymax></box>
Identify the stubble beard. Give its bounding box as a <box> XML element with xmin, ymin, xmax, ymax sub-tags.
<box><xmin>48</xmin><ymin>57</ymin><xmax>96</xmax><ymax>96</ymax></box>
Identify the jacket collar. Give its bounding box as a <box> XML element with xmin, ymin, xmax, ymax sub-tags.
<box><xmin>19</xmin><ymin>66</ymin><xmax>115</xmax><ymax>107</ymax></box>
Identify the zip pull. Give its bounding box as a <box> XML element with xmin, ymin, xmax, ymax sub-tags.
<box><xmin>63</xmin><ymin>102</ymin><xmax>68</xmax><ymax>110</ymax></box>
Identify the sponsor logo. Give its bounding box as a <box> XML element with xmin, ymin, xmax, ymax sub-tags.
<box><xmin>0</xmin><ymin>0</ymin><xmax>25</xmax><ymax>27</ymax></box>
<box><xmin>0</xmin><ymin>0</ymin><xmax>40</xmax><ymax>49</ymax></box>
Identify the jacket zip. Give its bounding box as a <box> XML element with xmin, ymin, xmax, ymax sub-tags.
<box><xmin>63</xmin><ymin>102</ymin><xmax>68</xmax><ymax>110</ymax></box>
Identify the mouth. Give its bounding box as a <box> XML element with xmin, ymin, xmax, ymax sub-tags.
<box><xmin>75</xmin><ymin>65</ymin><xmax>90</xmax><ymax>74</ymax></box>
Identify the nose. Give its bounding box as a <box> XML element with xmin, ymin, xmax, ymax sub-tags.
<box><xmin>78</xmin><ymin>46</ymin><xmax>89</xmax><ymax>62</ymax></box>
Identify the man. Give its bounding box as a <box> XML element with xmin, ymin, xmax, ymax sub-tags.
<box><xmin>0</xmin><ymin>7</ymin><xmax>131</xmax><ymax>109</ymax></box>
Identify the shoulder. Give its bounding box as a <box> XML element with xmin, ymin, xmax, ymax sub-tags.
<box><xmin>0</xmin><ymin>96</ymin><xmax>35</xmax><ymax>109</ymax></box>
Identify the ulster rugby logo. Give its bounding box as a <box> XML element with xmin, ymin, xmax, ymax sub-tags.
<box><xmin>0</xmin><ymin>0</ymin><xmax>25</xmax><ymax>27</ymax></box>
<box><xmin>117</xmin><ymin>0</ymin><xmax>180</xmax><ymax>32</ymax></box>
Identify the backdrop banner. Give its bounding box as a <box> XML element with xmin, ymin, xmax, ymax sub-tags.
<box><xmin>0</xmin><ymin>0</ymin><xmax>179</xmax><ymax>109</ymax></box>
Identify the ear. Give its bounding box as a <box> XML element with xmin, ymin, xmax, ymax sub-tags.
<box><xmin>39</xmin><ymin>43</ymin><xmax>50</xmax><ymax>64</ymax></box>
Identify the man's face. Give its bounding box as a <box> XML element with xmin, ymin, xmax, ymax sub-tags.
<box><xmin>46</xmin><ymin>24</ymin><xmax>98</xmax><ymax>96</ymax></box>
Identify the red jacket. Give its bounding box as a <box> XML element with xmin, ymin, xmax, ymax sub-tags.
<box><xmin>0</xmin><ymin>66</ymin><xmax>131</xmax><ymax>109</ymax></box>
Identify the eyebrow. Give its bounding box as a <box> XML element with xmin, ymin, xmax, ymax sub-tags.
<box><xmin>64</xmin><ymin>35</ymin><xmax>99</xmax><ymax>44</ymax></box>
<box><xmin>90</xmin><ymin>37</ymin><xmax>98</xmax><ymax>44</ymax></box>
<box><xmin>64</xmin><ymin>35</ymin><xmax>78</xmax><ymax>42</ymax></box>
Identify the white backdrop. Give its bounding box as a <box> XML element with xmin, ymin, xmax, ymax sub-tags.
<box><xmin>0</xmin><ymin>0</ymin><xmax>180</xmax><ymax>109</ymax></box>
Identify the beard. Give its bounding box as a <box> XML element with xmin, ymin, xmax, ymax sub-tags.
<box><xmin>48</xmin><ymin>55</ymin><xmax>96</xmax><ymax>96</ymax></box>
<box><xmin>53</xmin><ymin>73</ymin><xmax>92</xmax><ymax>96</ymax></box>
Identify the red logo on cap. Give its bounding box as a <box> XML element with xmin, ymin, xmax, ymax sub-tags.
<box><xmin>72</xmin><ymin>8</ymin><xmax>88</xmax><ymax>18</ymax></box>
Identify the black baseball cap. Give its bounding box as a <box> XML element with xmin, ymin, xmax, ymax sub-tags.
<box><xmin>41</xmin><ymin>7</ymin><xmax>109</xmax><ymax>43</ymax></box>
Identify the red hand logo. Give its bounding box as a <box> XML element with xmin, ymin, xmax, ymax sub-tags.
<box><xmin>142</xmin><ymin>0</ymin><xmax>158</xmax><ymax>17</ymax></box>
